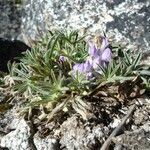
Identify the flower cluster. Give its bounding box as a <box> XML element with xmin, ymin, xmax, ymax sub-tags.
<box><xmin>72</xmin><ymin>60</ymin><xmax>93</xmax><ymax>79</ymax></box>
<box><xmin>72</xmin><ymin>36</ymin><xmax>112</xmax><ymax>79</ymax></box>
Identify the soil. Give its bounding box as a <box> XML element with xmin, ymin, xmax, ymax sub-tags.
<box><xmin>0</xmin><ymin>65</ymin><xmax>150</xmax><ymax>150</ymax></box>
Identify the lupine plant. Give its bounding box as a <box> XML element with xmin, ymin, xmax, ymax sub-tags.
<box><xmin>2</xmin><ymin>30</ymin><xmax>150</xmax><ymax>122</ymax></box>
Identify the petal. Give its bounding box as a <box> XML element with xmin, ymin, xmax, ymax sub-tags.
<box><xmin>101</xmin><ymin>61</ymin><xmax>109</xmax><ymax>68</ymax></box>
<box><xmin>73</xmin><ymin>63</ymin><xmax>84</xmax><ymax>73</ymax></box>
<box><xmin>88</xmin><ymin>38</ymin><xmax>100</xmax><ymax>58</ymax></box>
<box><xmin>88</xmin><ymin>44</ymin><xmax>99</xmax><ymax>57</ymax></box>
<box><xmin>78</xmin><ymin>63</ymin><xmax>85</xmax><ymax>72</ymax></box>
<box><xmin>92</xmin><ymin>56</ymin><xmax>102</xmax><ymax>69</ymax></box>
<box><xmin>100</xmin><ymin>37</ymin><xmax>109</xmax><ymax>50</ymax></box>
<box><xmin>84</xmin><ymin>60</ymin><xmax>92</xmax><ymax>72</ymax></box>
<box><xmin>87</xmin><ymin>56</ymin><xmax>93</xmax><ymax>66</ymax></box>
<box><xmin>101</xmin><ymin>48</ymin><xmax>112</xmax><ymax>62</ymax></box>
<box><xmin>73</xmin><ymin>63</ymin><xmax>80</xmax><ymax>71</ymax></box>
<box><xmin>86</xmin><ymin>72</ymin><xmax>93</xmax><ymax>79</ymax></box>
<box><xmin>59</xmin><ymin>55</ymin><xmax>65</xmax><ymax>61</ymax></box>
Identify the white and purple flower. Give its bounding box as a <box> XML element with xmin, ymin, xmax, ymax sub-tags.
<box><xmin>72</xmin><ymin>60</ymin><xmax>93</xmax><ymax>79</ymax></box>
<box><xmin>71</xmin><ymin>36</ymin><xmax>112</xmax><ymax>80</ymax></box>
<box><xmin>87</xmin><ymin>36</ymin><xmax>112</xmax><ymax>71</ymax></box>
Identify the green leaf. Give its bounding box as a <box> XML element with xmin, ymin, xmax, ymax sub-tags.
<box><xmin>132</xmin><ymin>53</ymin><xmax>142</xmax><ymax>69</ymax></box>
<box><xmin>124</xmin><ymin>51</ymin><xmax>132</xmax><ymax>65</ymax></box>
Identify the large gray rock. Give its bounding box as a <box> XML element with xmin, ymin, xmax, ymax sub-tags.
<box><xmin>0</xmin><ymin>0</ymin><xmax>150</xmax><ymax>52</ymax></box>
<box><xmin>21</xmin><ymin>0</ymin><xmax>150</xmax><ymax>52</ymax></box>
<box><xmin>0</xmin><ymin>119</ymin><xmax>32</xmax><ymax>150</ymax></box>
<box><xmin>0</xmin><ymin>0</ymin><xmax>22</xmax><ymax>40</ymax></box>
<box><xmin>34</xmin><ymin>134</ymin><xmax>59</xmax><ymax>150</ymax></box>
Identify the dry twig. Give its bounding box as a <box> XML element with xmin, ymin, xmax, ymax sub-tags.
<box><xmin>100</xmin><ymin>104</ymin><xmax>136</xmax><ymax>150</ymax></box>
<box><xmin>46</xmin><ymin>98</ymin><xmax>69</xmax><ymax>123</ymax></box>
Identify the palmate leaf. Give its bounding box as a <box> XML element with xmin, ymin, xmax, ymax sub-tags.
<box><xmin>55</xmin><ymin>30</ymin><xmax>87</xmax><ymax>63</ymax></box>
<box><xmin>123</xmin><ymin>53</ymin><xmax>142</xmax><ymax>76</ymax></box>
<box><xmin>12</xmin><ymin>63</ymin><xmax>30</xmax><ymax>79</ymax></box>
<box><xmin>123</xmin><ymin>51</ymin><xmax>132</xmax><ymax>66</ymax></box>
<box><xmin>8</xmin><ymin>30</ymin><xmax>87</xmax><ymax>100</ymax></box>
<box><xmin>98</xmin><ymin>61</ymin><xmax>121</xmax><ymax>81</ymax></box>
<box><xmin>108</xmin><ymin>62</ymin><xmax>119</xmax><ymax>77</ymax></box>
<box><xmin>21</xmin><ymin>47</ymin><xmax>40</xmax><ymax>65</ymax></box>
<box><xmin>26</xmin><ymin>75</ymin><xmax>67</xmax><ymax>107</ymax></box>
<box><xmin>21</xmin><ymin>49</ymin><xmax>49</xmax><ymax>77</ymax></box>
<box><xmin>9</xmin><ymin>62</ymin><xmax>36</xmax><ymax>96</ymax></box>
<box><xmin>46</xmin><ymin>34</ymin><xmax>60</xmax><ymax>61</ymax></box>
<box><xmin>69</xmin><ymin>72</ymin><xmax>91</xmax><ymax>93</ymax></box>
<box><xmin>37</xmin><ymin>71</ymin><xmax>65</xmax><ymax>94</ymax></box>
<box><xmin>7</xmin><ymin>61</ymin><xmax>18</xmax><ymax>77</ymax></box>
<box><xmin>21</xmin><ymin>35</ymin><xmax>57</xmax><ymax>76</ymax></box>
<box><xmin>98</xmin><ymin>51</ymin><xmax>143</xmax><ymax>83</ymax></box>
<box><xmin>58</xmin><ymin>30</ymin><xmax>79</xmax><ymax>45</ymax></box>
<box><xmin>132</xmin><ymin>53</ymin><xmax>142</xmax><ymax>69</ymax></box>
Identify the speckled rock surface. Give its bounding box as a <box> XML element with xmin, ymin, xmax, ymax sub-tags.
<box><xmin>0</xmin><ymin>119</ymin><xmax>31</xmax><ymax>150</ymax></box>
<box><xmin>0</xmin><ymin>0</ymin><xmax>22</xmax><ymax>40</ymax></box>
<box><xmin>34</xmin><ymin>134</ymin><xmax>59</xmax><ymax>150</ymax></box>
<box><xmin>1</xmin><ymin>0</ymin><xmax>150</xmax><ymax>51</ymax></box>
<box><xmin>59</xmin><ymin>115</ymin><xmax>109</xmax><ymax>150</ymax></box>
<box><xmin>113</xmin><ymin>122</ymin><xmax>150</xmax><ymax>150</ymax></box>
<box><xmin>21</xmin><ymin>0</ymin><xmax>150</xmax><ymax>52</ymax></box>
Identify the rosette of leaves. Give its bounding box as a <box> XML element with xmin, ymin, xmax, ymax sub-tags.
<box><xmin>7</xmin><ymin>30</ymin><xmax>93</xmax><ymax>122</ymax></box>
<box><xmin>4</xmin><ymin>30</ymin><xmax>150</xmax><ymax>124</ymax></box>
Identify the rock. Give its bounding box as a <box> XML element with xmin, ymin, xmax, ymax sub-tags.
<box><xmin>59</xmin><ymin>115</ymin><xmax>109</xmax><ymax>150</ymax></box>
<box><xmin>133</xmin><ymin>102</ymin><xmax>150</xmax><ymax>126</ymax></box>
<box><xmin>0</xmin><ymin>38</ymin><xmax>30</xmax><ymax>72</ymax></box>
<box><xmin>113</xmin><ymin>126</ymin><xmax>150</xmax><ymax>150</ymax></box>
<box><xmin>0</xmin><ymin>119</ymin><xmax>32</xmax><ymax>150</ymax></box>
<box><xmin>21</xmin><ymin>0</ymin><xmax>150</xmax><ymax>52</ymax></box>
<box><xmin>34</xmin><ymin>134</ymin><xmax>59</xmax><ymax>150</ymax></box>
<box><xmin>1</xmin><ymin>0</ymin><xmax>149</xmax><ymax>52</ymax></box>
<box><xmin>0</xmin><ymin>0</ymin><xmax>22</xmax><ymax>40</ymax></box>
<box><xmin>109</xmin><ymin>118</ymin><xmax>121</xmax><ymax>129</ymax></box>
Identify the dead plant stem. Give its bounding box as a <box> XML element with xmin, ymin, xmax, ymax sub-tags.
<box><xmin>100</xmin><ymin>104</ymin><xmax>136</xmax><ymax>150</ymax></box>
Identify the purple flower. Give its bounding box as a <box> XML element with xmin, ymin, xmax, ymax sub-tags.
<box><xmin>88</xmin><ymin>41</ymin><xmax>99</xmax><ymax>58</ymax></box>
<box><xmin>71</xmin><ymin>35</ymin><xmax>112</xmax><ymax>80</ymax></box>
<box><xmin>88</xmin><ymin>36</ymin><xmax>110</xmax><ymax>55</ymax></box>
<box><xmin>72</xmin><ymin>60</ymin><xmax>93</xmax><ymax>79</ymax></box>
<box><xmin>73</xmin><ymin>60</ymin><xmax>92</xmax><ymax>73</ymax></box>
<box><xmin>86</xmin><ymin>72</ymin><xmax>93</xmax><ymax>80</ymax></box>
<box><xmin>72</xmin><ymin>63</ymin><xmax>83</xmax><ymax>75</ymax></box>
<box><xmin>73</xmin><ymin>63</ymin><xmax>79</xmax><ymax>71</ymax></box>
<box><xmin>92</xmin><ymin>56</ymin><xmax>101</xmax><ymax>69</ymax></box>
<box><xmin>88</xmin><ymin>36</ymin><xmax>112</xmax><ymax>66</ymax></box>
<box><xmin>78</xmin><ymin>63</ymin><xmax>85</xmax><ymax>72</ymax></box>
<box><xmin>101</xmin><ymin>37</ymin><xmax>109</xmax><ymax>51</ymax></box>
<box><xmin>101</xmin><ymin>47</ymin><xmax>112</xmax><ymax>63</ymax></box>
<box><xmin>59</xmin><ymin>56</ymin><xmax>65</xmax><ymax>61</ymax></box>
<box><xmin>59</xmin><ymin>55</ymin><xmax>67</xmax><ymax>62</ymax></box>
<box><xmin>84</xmin><ymin>60</ymin><xmax>92</xmax><ymax>72</ymax></box>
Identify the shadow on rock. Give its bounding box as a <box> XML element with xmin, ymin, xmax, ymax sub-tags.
<box><xmin>0</xmin><ymin>38</ymin><xmax>30</xmax><ymax>72</ymax></box>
